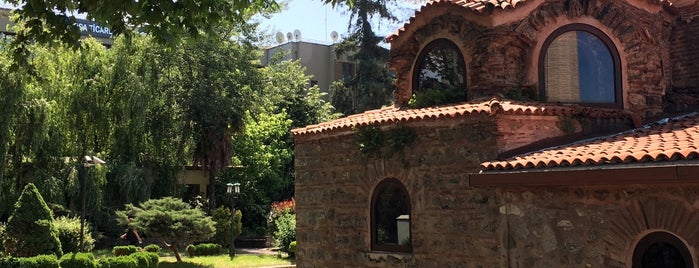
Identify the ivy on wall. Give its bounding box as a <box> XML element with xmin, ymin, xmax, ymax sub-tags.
<box><xmin>354</xmin><ymin>124</ymin><xmax>417</xmax><ymax>161</ymax></box>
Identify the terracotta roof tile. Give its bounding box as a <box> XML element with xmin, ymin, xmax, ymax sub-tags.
<box><xmin>291</xmin><ymin>98</ymin><xmax>635</xmax><ymax>136</ymax></box>
<box><xmin>386</xmin><ymin>0</ymin><xmax>528</xmax><ymax>42</ymax></box>
<box><xmin>481</xmin><ymin>113</ymin><xmax>699</xmax><ymax>171</ymax></box>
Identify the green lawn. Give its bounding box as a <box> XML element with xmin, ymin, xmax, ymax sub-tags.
<box><xmin>159</xmin><ymin>254</ymin><xmax>294</xmax><ymax>268</ymax></box>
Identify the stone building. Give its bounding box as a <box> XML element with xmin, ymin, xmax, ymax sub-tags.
<box><xmin>292</xmin><ymin>0</ymin><xmax>699</xmax><ymax>266</ymax></box>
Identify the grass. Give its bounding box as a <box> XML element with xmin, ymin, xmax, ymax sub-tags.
<box><xmin>159</xmin><ymin>254</ymin><xmax>294</xmax><ymax>268</ymax></box>
<box><xmin>92</xmin><ymin>248</ymin><xmax>294</xmax><ymax>268</ymax></box>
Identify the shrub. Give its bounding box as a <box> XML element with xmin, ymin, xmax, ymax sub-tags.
<box><xmin>112</xmin><ymin>246</ymin><xmax>141</xmax><ymax>256</ymax></box>
<box><xmin>129</xmin><ymin>252</ymin><xmax>158</xmax><ymax>268</ymax></box>
<box><xmin>143</xmin><ymin>244</ymin><xmax>160</xmax><ymax>253</ymax></box>
<box><xmin>59</xmin><ymin>252</ymin><xmax>96</xmax><ymax>268</ymax></box>
<box><xmin>273</xmin><ymin>213</ymin><xmax>296</xmax><ymax>253</ymax></box>
<box><xmin>54</xmin><ymin>216</ymin><xmax>95</xmax><ymax>253</ymax></box>
<box><xmin>185</xmin><ymin>243</ymin><xmax>222</xmax><ymax>257</ymax></box>
<box><xmin>0</xmin><ymin>256</ymin><xmax>19</xmax><ymax>268</ymax></box>
<box><xmin>267</xmin><ymin>198</ymin><xmax>295</xmax><ymax>235</ymax></box>
<box><xmin>2</xmin><ymin>254</ymin><xmax>60</xmax><ymax>268</ymax></box>
<box><xmin>288</xmin><ymin>241</ymin><xmax>297</xmax><ymax>258</ymax></box>
<box><xmin>211</xmin><ymin>206</ymin><xmax>242</xmax><ymax>247</ymax></box>
<box><xmin>96</xmin><ymin>256</ymin><xmax>137</xmax><ymax>268</ymax></box>
<box><xmin>2</xmin><ymin>183</ymin><xmax>62</xmax><ymax>257</ymax></box>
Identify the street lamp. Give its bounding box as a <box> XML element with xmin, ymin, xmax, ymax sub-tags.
<box><xmin>226</xmin><ymin>182</ymin><xmax>241</xmax><ymax>258</ymax></box>
<box><xmin>81</xmin><ymin>155</ymin><xmax>105</xmax><ymax>252</ymax></box>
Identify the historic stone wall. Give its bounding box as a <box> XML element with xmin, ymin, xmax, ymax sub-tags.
<box><xmin>388</xmin><ymin>0</ymin><xmax>674</xmax><ymax>118</ymax></box>
<box><xmin>667</xmin><ymin>5</ymin><xmax>699</xmax><ymax>112</ymax></box>
<box><xmin>295</xmin><ymin>114</ymin><xmax>699</xmax><ymax>267</ymax></box>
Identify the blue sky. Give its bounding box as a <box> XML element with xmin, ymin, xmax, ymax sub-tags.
<box><xmin>257</xmin><ymin>0</ymin><xmax>420</xmax><ymax>45</ymax></box>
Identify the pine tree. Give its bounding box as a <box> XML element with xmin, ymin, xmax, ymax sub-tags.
<box><xmin>3</xmin><ymin>183</ymin><xmax>63</xmax><ymax>257</ymax></box>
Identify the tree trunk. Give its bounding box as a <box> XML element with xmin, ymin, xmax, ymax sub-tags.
<box><xmin>162</xmin><ymin>240</ymin><xmax>183</xmax><ymax>262</ymax></box>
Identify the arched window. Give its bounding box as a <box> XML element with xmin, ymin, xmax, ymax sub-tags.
<box><xmin>371</xmin><ymin>178</ymin><xmax>412</xmax><ymax>252</ymax></box>
<box><xmin>632</xmin><ymin>231</ymin><xmax>693</xmax><ymax>268</ymax></box>
<box><xmin>539</xmin><ymin>24</ymin><xmax>621</xmax><ymax>107</ymax></box>
<box><xmin>410</xmin><ymin>39</ymin><xmax>467</xmax><ymax>108</ymax></box>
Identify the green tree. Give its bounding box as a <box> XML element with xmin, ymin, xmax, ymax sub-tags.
<box><xmin>115</xmin><ymin>197</ymin><xmax>216</xmax><ymax>262</ymax></box>
<box><xmin>3</xmin><ymin>183</ymin><xmax>63</xmax><ymax>257</ymax></box>
<box><xmin>330</xmin><ymin>0</ymin><xmax>397</xmax><ymax>114</ymax></box>
<box><xmin>5</xmin><ymin>0</ymin><xmax>279</xmax><ymax>68</ymax></box>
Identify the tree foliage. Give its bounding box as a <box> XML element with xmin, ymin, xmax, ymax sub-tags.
<box><xmin>5</xmin><ymin>0</ymin><xmax>279</xmax><ymax>68</ymax></box>
<box><xmin>3</xmin><ymin>183</ymin><xmax>62</xmax><ymax>257</ymax></box>
<box><xmin>115</xmin><ymin>197</ymin><xmax>215</xmax><ymax>262</ymax></box>
<box><xmin>330</xmin><ymin>0</ymin><xmax>397</xmax><ymax>115</ymax></box>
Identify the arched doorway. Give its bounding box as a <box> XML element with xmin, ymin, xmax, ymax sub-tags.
<box><xmin>632</xmin><ymin>231</ymin><xmax>693</xmax><ymax>268</ymax></box>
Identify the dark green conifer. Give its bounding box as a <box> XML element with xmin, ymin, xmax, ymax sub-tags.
<box><xmin>3</xmin><ymin>183</ymin><xmax>62</xmax><ymax>257</ymax></box>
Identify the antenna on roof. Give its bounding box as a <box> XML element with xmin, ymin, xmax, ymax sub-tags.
<box><xmin>286</xmin><ymin>32</ymin><xmax>293</xmax><ymax>41</ymax></box>
<box><xmin>330</xmin><ymin>31</ymin><xmax>339</xmax><ymax>43</ymax></box>
<box><xmin>275</xmin><ymin>31</ymin><xmax>285</xmax><ymax>43</ymax></box>
<box><xmin>293</xmin><ymin>29</ymin><xmax>302</xmax><ymax>41</ymax></box>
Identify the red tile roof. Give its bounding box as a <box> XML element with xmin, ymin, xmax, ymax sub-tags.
<box><xmin>481</xmin><ymin>113</ymin><xmax>699</xmax><ymax>171</ymax></box>
<box><xmin>386</xmin><ymin>0</ymin><xmax>528</xmax><ymax>42</ymax></box>
<box><xmin>386</xmin><ymin>0</ymin><xmax>674</xmax><ymax>42</ymax></box>
<box><xmin>292</xmin><ymin>98</ymin><xmax>636</xmax><ymax>136</ymax></box>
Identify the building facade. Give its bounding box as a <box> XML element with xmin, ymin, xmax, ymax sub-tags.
<box><xmin>292</xmin><ymin>0</ymin><xmax>699</xmax><ymax>266</ymax></box>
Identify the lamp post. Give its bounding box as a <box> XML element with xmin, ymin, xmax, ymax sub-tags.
<box><xmin>80</xmin><ymin>155</ymin><xmax>105</xmax><ymax>252</ymax></box>
<box><xmin>226</xmin><ymin>182</ymin><xmax>241</xmax><ymax>258</ymax></box>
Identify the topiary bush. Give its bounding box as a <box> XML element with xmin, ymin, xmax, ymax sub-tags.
<box><xmin>112</xmin><ymin>246</ymin><xmax>141</xmax><ymax>256</ymax></box>
<box><xmin>2</xmin><ymin>254</ymin><xmax>60</xmax><ymax>268</ymax></box>
<box><xmin>2</xmin><ymin>183</ymin><xmax>62</xmax><ymax>257</ymax></box>
<box><xmin>185</xmin><ymin>243</ymin><xmax>222</xmax><ymax>257</ymax></box>
<box><xmin>129</xmin><ymin>252</ymin><xmax>158</xmax><ymax>268</ymax></box>
<box><xmin>96</xmin><ymin>256</ymin><xmax>137</xmax><ymax>268</ymax></box>
<box><xmin>54</xmin><ymin>216</ymin><xmax>95</xmax><ymax>253</ymax></box>
<box><xmin>142</xmin><ymin>244</ymin><xmax>160</xmax><ymax>253</ymax></box>
<box><xmin>128</xmin><ymin>252</ymin><xmax>149</xmax><ymax>268</ymax></box>
<box><xmin>59</xmin><ymin>252</ymin><xmax>96</xmax><ymax>268</ymax></box>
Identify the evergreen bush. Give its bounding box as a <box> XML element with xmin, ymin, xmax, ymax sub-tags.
<box><xmin>211</xmin><ymin>207</ymin><xmax>242</xmax><ymax>247</ymax></box>
<box><xmin>96</xmin><ymin>256</ymin><xmax>137</xmax><ymax>268</ymax></box>
<box><xmin>59</xmin><ymin>252</ymin><xmax>96</xmax><ymax>268</ymax></box>
<box><xmin>128</xmin><ymin>252</ymin><xmax>149</xmax><ymax>268</ymax></box>
<box><xmin>112</xmin><ymin>246</ymin><xmax>141</xmax><ymax>256</ymax></box>
<box><xmin>2</xmin><ymin>183</ymin><xmax>62</xmax><ymax>257</ymax></box>
<box><xmin>142</xmin><ymin>244</ymin><xmax>160</xmax><ymax>253</ymax></box>
<box><xmin>54</xmin><ymin>216</ymin><xmax>95</xmax><ymax>253</ymax></box>
<box><xmin>8</xmin><ymin>254</ymin><xmax>60</xmax><ymax>268</ymax></box>
<box><xmin>185</xmin><ymin>243</ymin><xmax>222</xmax><ymax>257</ymax></box>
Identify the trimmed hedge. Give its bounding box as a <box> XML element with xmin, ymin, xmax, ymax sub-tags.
<box><xmin>112</xmin><ymin>246</ymin><xmax>141</xmax><ymax>256</ymax></box>
<box><xmin>185</xmin><ymin>243</ymin><xmax>222</xmax><ymax>257</ymax></box>
<box><xmin>288</xmin><ymin>241</ymin><xmax>297</xmax><ymax>257</ymax></box>
<box><xmin>0</xmin><ymin>254</ymin><xmax>59</xmax><ymax>268</ymax></box>
<box><xmin>129</xmin><ymin>252</ymin><xmax>158</xmax><ymax>268</ymax></box>
<box><xmin>142</xmin><ymin>244</ymin><xmax>160</xmax><ymax>253</ymax></box>
<box><xmin>96</xmin><ymin>256</ymin><xmax>137</xmax><ymax>268</ymax></box>
<box><xmin>59</xmin><ymin>252</ymin><xmax>96</xmax><ymax>268</ymax></box>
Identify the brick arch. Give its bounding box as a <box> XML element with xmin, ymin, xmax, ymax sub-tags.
<box><xmin>389</xmin><ymin>13</ymin><xmax>485</xmax><ymax>106</ymax></box>
<box><xmin>515</xmin><ymin>0</ymin><xmax>672</xmax><ymax>116</ymax></box>
<box><xmin>601</xmin><ymin>197</ymin><xmax>699</xmax><ymax>267</ymax></box>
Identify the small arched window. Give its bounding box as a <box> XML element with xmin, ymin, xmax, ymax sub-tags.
<box><xmin>410</xmin><ymin>39</ymin><xmax>467</xmax><ymax>108</ymax></box>
<box><xmin>371</xmin><ymin>178</ymin><xmax>412</xmax><ymax>252</ymax></box>
<box><xmin>632</xmin><ymin>231</ymin><xmax>693</xmax><ymax>268</ymax></box>
<box><xmin>539</xmin><ymin>24</ymin><xmax>621</xmax><ymax>107</ymax></box>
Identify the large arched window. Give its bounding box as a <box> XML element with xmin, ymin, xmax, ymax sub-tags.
<box><xmin>410</xmin><ymin>39</ymin><xmax>467</xmax><ymax>108</ymax></box>
<box><xmin>371</xmin><ymin>178</ymin><xmax>412</xmax><ymax>252</ymax></box>
<box><xmin>632</xmin><ymin>231</ymin><xmax>693</xmax><ymax>268</ymax></box>
<box><xmin>539</xmin><ymin>24</ymin><xmax>621</xmax><ymax>107</ymax></box>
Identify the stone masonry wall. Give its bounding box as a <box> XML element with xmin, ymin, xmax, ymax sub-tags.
<box><xmin>389</xmin><ymin>0</ymin><xmax>674</xmax><ymax>118</ymax></box>
<box><xmin>667</xmin><ymin>5</ymin><xmax>699</xmax><ymax>112</ymax></box>
<box><xmin>295</xmin><ymin>114</ymin><xmax>699</xmax><ymax>267</ymax></box>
